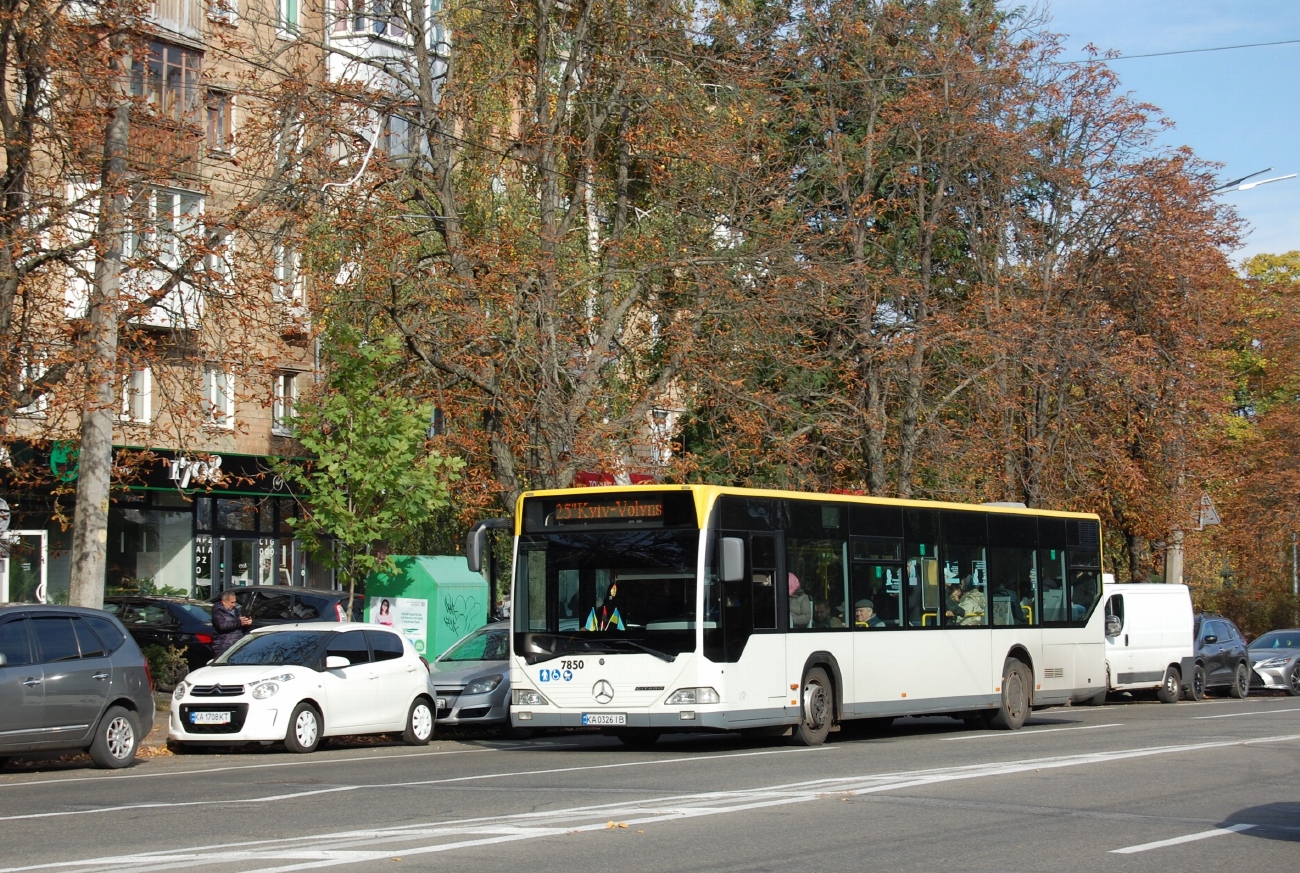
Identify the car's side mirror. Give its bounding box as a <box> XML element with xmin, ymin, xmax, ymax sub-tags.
<box><xmin>1204</xmin><ymin>635</ymin><xmax>1218</xmax><ymax>645</ymax></box>
<box><xmin>325</xmin><ymin>655</ymin><xmax>350</xmax><ymax>669</ymax></box>
<box><xmin>1105</xmin><ymin>615</ymin><xmax>1122</xmax><ymax>637</ymax></box>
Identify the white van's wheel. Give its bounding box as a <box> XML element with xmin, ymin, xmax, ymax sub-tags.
<box><xmin>1156</xmin><ymin>666</ymin><xmax>1181</xmax><ymax>703</ymax></box>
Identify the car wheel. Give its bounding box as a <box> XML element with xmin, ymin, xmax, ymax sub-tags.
<box><xmin>989</xmin><ymin>659</ymin><xmax>1031</xmax><ymax>729</ymax></box>
<box><xmin>402</xmin><ymin>698</ymin><xmax>434</xmax><ymax>746</ymax></box>
<box><xmin>1187</xmin><ymin>664</ymin><xmax>1206</xmax><ymax>701</ymax></box>
<box><xmin>1156</xmin><ymin>666</ymin><xmax>1181</xmax><ymax>704</ymax></box>
<box><xmin>1229</xmin><ymin>662</ymin><xmax>1250</xmax><ymax>699</ymax></box>
<box><xmin>792</xmin><ymin>666</ymin><xmax>834</xmax><ymax>746</ymax></box>
<box><xmin>284</xmin><ymin>702</ymin><xmax>322</xmax><ymax>753</ymax></box>
<box><xmin>1287</xmin><ymin>665</ymin><xmax>1300</xmax><ymax>697</ymax></box>
<box><xmin>89</xmin><ymin>706</ymin><xmax>141</xmax><ymax>769</ymax></box>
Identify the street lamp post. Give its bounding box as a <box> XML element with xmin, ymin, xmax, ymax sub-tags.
<box><xmin>1212</xmin><ymin>167</ymin><xmax>1296</xmax><ymax>194</ymax></box>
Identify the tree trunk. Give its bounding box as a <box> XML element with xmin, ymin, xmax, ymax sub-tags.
<box><xmin>68</xmin><ymin>31</ymin><xmax>131</xmax><ymax>609</ymax></box>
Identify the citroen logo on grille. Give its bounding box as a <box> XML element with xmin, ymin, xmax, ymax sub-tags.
<box><xmin>593</xmin><ymin>680</ymin><xmax>615</xmax><ymax>704</ymax></box>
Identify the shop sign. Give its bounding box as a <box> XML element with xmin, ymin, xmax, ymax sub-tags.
<box><xmin>169</xmin><ymin>454</ymin><xmax>225</xmax><ymax>489</ymax></box>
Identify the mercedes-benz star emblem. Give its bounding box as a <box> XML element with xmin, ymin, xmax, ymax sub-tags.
<box><xmin>593</xmin><ymin>680</ymin><xmax>615</xmax><ymax>704</ymax></box>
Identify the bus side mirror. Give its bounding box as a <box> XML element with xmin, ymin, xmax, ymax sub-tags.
<box><xmin>466</xmin><ymin>527</ymin><xmax>486</xmax><ymax>573</ymax></box>
<box><xmin>719</xmin><ymin>537</ymin><xmax>745</xmax><ymax>582</ymax></box>
<box><xmin>465</xmin><ymin>517</ymin><xmax>511</xmax><ymax>573</ymax></box>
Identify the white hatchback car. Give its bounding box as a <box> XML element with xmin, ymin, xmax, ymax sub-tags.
<box><xmin>169</xmin><ymin>623</ymin><xmax>435</xmax><ymax>752</ymax></box>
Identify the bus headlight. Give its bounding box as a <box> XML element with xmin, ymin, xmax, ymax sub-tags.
<box><xmin>512</xmin><ymin>689</ymin><xmax>549</xmax><ymax>706</ymax></box>
<box><xmin>665</xmin><ymin>687</ymin><xmax>720</xmax><ymax>705</ymax></box>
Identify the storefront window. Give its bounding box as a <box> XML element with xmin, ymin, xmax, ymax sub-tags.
<box><xmin>218</xmin><ymin>498</ymin><xmax>257</xmax><ymax>531</ymax></box>
<box><xmin>107</xmin><ymin>505</ymin><xmax>194</xmax><ymax>594</ymax></box>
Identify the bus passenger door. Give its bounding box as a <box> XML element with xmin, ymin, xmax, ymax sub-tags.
<box><xmin>716</xmin><ymin>531</ymin><xmax>787</xmax><ymax>721</ymax></box>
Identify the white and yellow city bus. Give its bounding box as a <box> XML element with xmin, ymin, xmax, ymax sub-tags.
<box><xmin>467</xmin><ymin>484</ymin><xmax>1106</xmax><ymax>746</ymax></box>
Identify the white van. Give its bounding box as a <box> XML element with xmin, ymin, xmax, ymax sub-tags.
<box><xmin>1101</xmin><ymin>578</ymin><xmax>1195</xmax><ymax>703</ymax></box>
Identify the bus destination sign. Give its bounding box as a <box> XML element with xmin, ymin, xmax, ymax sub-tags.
<box><xmin>554</xmin><ymin>498</ymin><xmax>664</xmax><ymax>523</ymax></box>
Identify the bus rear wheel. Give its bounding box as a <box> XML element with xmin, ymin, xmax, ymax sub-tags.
<box><xmin>793</xmin><ymin>667</ymin><xmax>834</xmax><ymax>746</ymax></box>
<box><xmin>989</xmin><ymin>658</ymin><xmax>1029</xmax><ymax>730</ymax></box>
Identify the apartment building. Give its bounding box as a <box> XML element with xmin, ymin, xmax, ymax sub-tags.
<box><xmin>0</xmin><ymin>0</ymin><xmax>432</xmax><ymax>602</ymax></box>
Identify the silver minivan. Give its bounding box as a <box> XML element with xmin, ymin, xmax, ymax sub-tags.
<box><xmin>0</xmin><ymin>604</ymin><xmax>156</xmax><ymax>768</ymax></box>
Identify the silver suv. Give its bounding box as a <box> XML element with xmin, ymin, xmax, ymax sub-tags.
<box><xmin>0</xmin><ymin>604</ymin><xmax>156</xmax><ymax>768</ymax></box>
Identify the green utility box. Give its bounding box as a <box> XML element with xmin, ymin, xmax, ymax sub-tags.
<box><xmin>364</xmin><ymin>556</ymin><xmax>490</xmax><ymax>658</ymax></box>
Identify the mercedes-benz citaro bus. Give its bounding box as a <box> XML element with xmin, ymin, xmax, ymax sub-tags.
<box><xmin>466</xmin><ymin>484</ymin><xmax>1107</xmax><ymax>747</ymax></box>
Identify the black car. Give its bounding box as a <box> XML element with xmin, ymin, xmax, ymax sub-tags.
<box><xmin>103</xmin><ymin>596</ymin><xmax>215</xmax><ymax>685</ymax></box>
<box><xmin>0</xmin><ymin>604</ymin><xmax>156</xmax><ymax>769</ymax></box>
<box><xmin>1187</xmin><ymin>613</ymin><xmax>1251</xmax><ymax>699</ymax></box>
<box><xmin>216</xmin><ymin>586</ymin><xmax>364</xmax><ymax>630</ymax></box>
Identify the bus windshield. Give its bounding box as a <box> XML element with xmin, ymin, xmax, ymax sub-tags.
<box><xmin>513</xmin><ymin>529</ymin><xmax>700</xmax><ymax>662</ymax></box>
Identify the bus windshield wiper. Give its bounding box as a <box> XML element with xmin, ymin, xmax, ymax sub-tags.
<box><xmin>608</xmin><ymin>639</ymin><xmax>676</xmax><ymax>662</ymax></box>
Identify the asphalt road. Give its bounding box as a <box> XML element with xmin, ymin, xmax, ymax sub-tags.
<box><xmin>1</xmin><ymin>694</ymin><xmax>1297</xmax><ymax>873</ymax></box>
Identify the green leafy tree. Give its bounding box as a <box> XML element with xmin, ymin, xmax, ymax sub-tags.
<box><xmin>275</xmin><ymin>328</ymin><xmax>464</xmax><ymax>611</ymax></box>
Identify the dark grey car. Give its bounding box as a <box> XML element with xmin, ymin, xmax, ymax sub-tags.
<box><xmin>0</xmin><ymin>604</ymin><xmax>156</xmax><ymax>769</ymax></box>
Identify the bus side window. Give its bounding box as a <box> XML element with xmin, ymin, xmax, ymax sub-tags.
<box><xmin>751</xmin><ymin>535</ymin><xmax>777</xmax><ymax>630</ymax></box>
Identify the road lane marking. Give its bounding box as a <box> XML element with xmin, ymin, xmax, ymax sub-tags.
<box><xmin>3</xmin><ymin>733</ymin><xmax>1297</xmax><ymax>873</ymax></box>
<box><xmin>1111</xmin><ymin>823</ymin><xmax>1256</xmax><ymax>854</ymax></box>
<box><xmin>0</xmin><ymin>745</ymin><xmax>826</xmax><ymax>823</ymax></box>
<box><xmin>1194</xmin><ymin>707</ymin><xmax>1300</xmax><ymax>720</ymax></box>
<box><xmin>940</xmin><ymin>723</ymin><xmax>1123</xmax><ymax>740</ymax></box>
<box><xmin>0</xmin><ymin>745</ymin><xmax>498</xmax><ymax>789</ymax></box>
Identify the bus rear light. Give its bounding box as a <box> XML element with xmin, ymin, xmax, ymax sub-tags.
<box><xmin>665</xmin><ymin>687</ymin><xmax>719</xmax><ymax>705</ymax></box>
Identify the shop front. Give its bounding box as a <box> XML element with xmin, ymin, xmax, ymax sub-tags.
<box><xmin>0</xmin><ymin>443</ymin><xmax>334</xmax><ymax>603</ymax></box>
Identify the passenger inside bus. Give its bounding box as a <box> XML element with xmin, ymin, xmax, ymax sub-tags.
<box><xmin>812</xmin><ymin>599</ymin><xmax>844</xmax><ymax>628</ymax></box>
<box><xmin>788</xmin><ymin>573</ymin><xmax>812</xmax><ymax>629</ymax></box>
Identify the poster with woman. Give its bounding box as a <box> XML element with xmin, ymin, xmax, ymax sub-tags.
<box><xmin>369</xmin><ymin>596</ymin><xmax>396</xmax><ymax>626</ymax></box>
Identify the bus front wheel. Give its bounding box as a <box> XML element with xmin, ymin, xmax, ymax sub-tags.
<box><xmin>989</xmin><ymin>658</ymin><xmax>1030</xmax><ymax>730</ymax></box>
<box><xmin>793</xmin><ymin>667</ymin><xmax>834</xmax><ymax>746</ymax></box>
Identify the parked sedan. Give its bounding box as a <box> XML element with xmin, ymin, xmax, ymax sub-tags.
<box><xmin>169</xmin><ymin>624</ymin><xmax>435</xmax><ymax>752</ymax></box>
<box><xmin>429</xmin><ymin>622</ymin><xmax>514</xmax><ymax>730</ymax></box>
<box><xmin>103</xmin><ymin>596</ymin><xmax>215</xmax><ymax>684</ymax></box>
<box><xmin>215</xmin><ymin>586</ymin><xmax>364</xmax><ymax>629</ymax></box>
<box><xmin>1248</xmin><ymin>628</ymin><xmax>1300</xmax><ymax>696</ymax></box>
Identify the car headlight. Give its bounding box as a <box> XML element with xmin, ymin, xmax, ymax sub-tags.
<box><xmin>173</xmin><ymin>681</ymin><xmax>188</xmax><ymax>701</ymax></box>
<box><xmin>511</xmin><ymin>688</ymin><xmax>549</xmax><ymax>706</ymax></box>
<box><xmin>464</xmin><ymin>674</ymin><xmax>504</xmax><ymax>695</ymax></box>
<box><xmin>665</xmin><ymin>687</ymin><xmax>720</xmax><ymax>705</ymax></box>
<box><xmin>1255</xmin><ymin>657</ymin><xmax>1291</xmax><ymax>669</ymax></box>
<box><xmin>251</xmin><ymin>673</ymin><xmax>296</xmax><ymax>700</ymax></box>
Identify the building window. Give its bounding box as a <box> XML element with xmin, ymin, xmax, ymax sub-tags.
<box><xmin>203</xmin><ymin>367</ymin><xmax>234</xmax><ymax>428</ymax></box>
<box><xmin>207</xmin><ymin>0</ymin><xmax>237</xmax><ymax>24</ymax></box>
<box><xmin>273</xmin><ymin>244</ymin><xmax>305</xmax><ymax>305</ymax></box>
<box><xmin>127</xmin><ymin>188</ymin><xmax>203</xmax><ymax>269</ymax></box>
<box><xmin>277</xmin><ymin>0</ymin><xmax>299</xmax><ymax>37</ymax></box>
<box><xmin>346</xmin><ymin>0</ymin><xmax>406</xmax><ymax>38</ymax></box>
<box><xmin>16</xmin><ymin>354</ymin><xmax>48</xmax><ymax>417</ymax></box>
<box><xmin>204</xmin><ymin>230</ymin><xmax>235</xmax><ymax>293</ymax></box>
<box><xmin>120</xmin><ymin>368</ymin><xmax>152</xmax><ymax>423</ymax></box>
<box><xmin>273</xmin><ymin>372</ymin><xmax>299</xmax><ymax>435</ymax></box>
<box><xmin>206</xmin><ymin>90</ymin><xmax>233</xmax><ymax>153</ymax></box>
<box><xmin>131</xmin><ymin>42</ymin><xmax>203</xmax><ymax>125</ymax></box>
